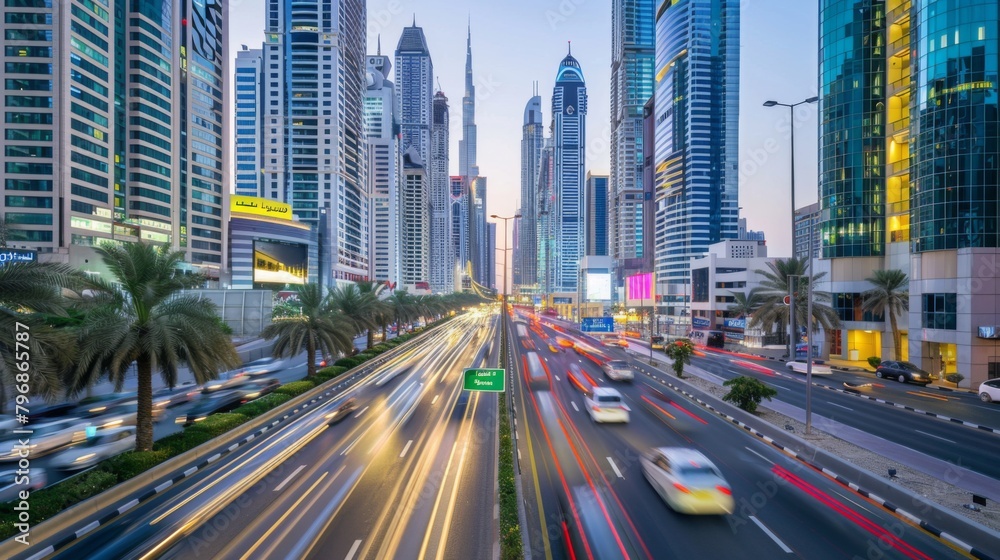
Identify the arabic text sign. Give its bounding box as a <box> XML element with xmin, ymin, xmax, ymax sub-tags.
<box><xmin>581</xmin><ymin>317</ymin><xmax>615</xmax><ymax>333</ymax></box>
<box><xmin>0</xmin><ymin>249</ymin><xmax>37</xmax><ymax>267</ymax></box>
<box><xmin>231</xmin><ymin>195</ymin><xmax>292</xmax><ymax>220</ymax></box>
<box><xmin>462</xmin><ymin>368</ymin><xmax>505</xmax><ymax>392</ymax></box>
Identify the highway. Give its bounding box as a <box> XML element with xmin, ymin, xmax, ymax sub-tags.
<box><xmin>18</xmin><ymin>311</ymin><xmax>501</xmax><ymax>560</ymax></box>
<box><xmin>510</xmin><ymin>316</ymin><xmax>970</xmax><ymax>559</ymax></box>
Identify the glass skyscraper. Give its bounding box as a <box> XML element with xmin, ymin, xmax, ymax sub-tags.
<box><xmin>552</xmin><ymin>48</ymin><xmax>588</xmax><ymax>292</ymax></box>
<box><xmin>586</xmin><ymin>174</ymin><xmax>609</xmax><ymax>256</ymax></box>
<box><xmin>516</xmin><ymin>94</ymin><xmax>543</xmax><ymax>291</ymax></box>
<box><xmin>430</xmin><ymin>91</ymin><xmax>453</xmax><ymax>293</ymax></box>
<box><xmin>652</xmin><ymin>0</ymin><xmax>740</xmax><ymax>293</ymax></box>
<box><xmin>234</xmin><ymin>47</ymin><xmax>264</xmax><ymax>197</ymax></box>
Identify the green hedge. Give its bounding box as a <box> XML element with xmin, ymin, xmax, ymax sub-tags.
<box><xmin>275</xmin><ymin>380</ymin><xmax>315</xmax><ymax>397</ymax></box>
<box><xmin>102</xmin><ymin>450</ymin><xmax>171</xmax><ymax>482</ymax></box>
<box><xmin>155</xmin><ymin>429</ymin><xmax>214</xmax><ymax>457</ymax></box>
<box><xmin>334</xmin><ymin>357</ymin><xmax>361</xmax><ymax>368</ymax></box>
<box><xmin>187</xmin><ymin>413</ymin><xmax>249</xmax><ymax>437</ymax></box>
<box><xmin>0</xmin><ymin>470</ymin><xmax>118</xmax><ymax>538</ymax></box>
<box><xmin>234</xmin><ymin>393</ymin><xmax>292</xmax><ymax>419</ymax></box>
<box><xmin>317</xmin><ymin>365</ymin><xmax>348</xmax><ymax>377</ymax></box>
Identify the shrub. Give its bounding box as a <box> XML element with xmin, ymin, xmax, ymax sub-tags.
<box><xmin>0</xmin><ymin>470</ymin><xmax>119</xmax><ymax>539</ymax></box>
<box><xmin>235</xmin><ymin>393</ymin><xmax>292</xmax><ymax>418</ymax></box>
<box><xmin>867</xmin><ymin>356</ymin><xmax>882</xmax><ymax>368</ymax></box>
<box><xmin>945</xmin><ymin>373</ymin><xmax>964</xmax><ymax>384</ymax></box>
<box><xmin>722</xmin><ymin>376</ymin><xmax>778</xmax><ymax>414</ymax></box>
<box><xmin>187</xmin><ymin>413</ymin><xmax>248</xmax><ymax>437</ymax></box>
<box><xmin>334</xmin><ymin>357</ymin><xmax>361</xmax><ymax>369</ymax></box>
<box><xmin>102</xmin><ymin>450</ymin><xmax>170</xmax><ymax>482</ymax></box>
<box><xmin>664</xmin><ymin>339</ymin><xmax>694</xmax><ymax>378</ymax></box>
<box><xmin>276</xmin><ymin>380</ymin><xmax>315</xmax><ymax>397</ymax></box>
<box><xmin>155</xmin><ymin>429</ymin><xmax>214</xmax><ymax>457</ymax></box>
<box><xmin>318</xmin><ymin>365</ymin><xmax>348</xmax><ymax>377</ymax></box>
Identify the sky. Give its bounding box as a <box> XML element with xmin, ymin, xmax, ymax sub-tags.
<box><xmin>228</xmin><ymin>0</ymin><xmax>819</xmax><ymax>288</ymax></box>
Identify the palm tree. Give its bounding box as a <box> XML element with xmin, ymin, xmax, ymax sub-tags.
<box><xmin>386</xmin><ymin>290</ymin><xmax>417</xmax><ymax>331</ymax></box>
<box><xmin>355</xmin><ymin>281</ymin><xmax>389</xmax><ymax>349</ymax></box>
<box><xmin>727</xmin><ymin>288</ymin><xmax>763</xmax><ymax>319</ymax></box>
<box><xmin>862</xmin><ymin>269</ymin><xmax>909</xmax><ymax>360</ymax></box>
<box><xmin>750</xmin><ymin>258</ymin><xmax>840</xmax><ymax>356</ymax></box>
<box><xmin>70</xmin><ymin>242</ymin><xmax>241</xmax><ymax>451</ymax></box>
<box><xmin>262</xmin><ymin>283</ymin><xmax>355</xmax><ymax>378</ymax></box>
<box><xmin>326</xmin><ymin>283</ymin><xmax>378</xmax><ymax>348</ymax></box>
<box><xmin>0</xmin><ymin>261</ymin><xmax>82</xmax><ymax>411</ymax></box>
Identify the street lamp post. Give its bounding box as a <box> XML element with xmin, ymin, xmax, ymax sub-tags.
<box><xmin>491</xmin><ymin>214</ymin><xmax>521</xmax><ymax>307</ymax></box>
<box><xmin>764</xmin><ymin>96</ymin><xmax>818</xmax><ymax>358</ymax></box>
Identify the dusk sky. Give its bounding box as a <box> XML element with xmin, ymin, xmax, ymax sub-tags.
<box><xmin>228</xmin><ymin>1</ymin><xmax>820</xmax><ymax>285</ymax></box>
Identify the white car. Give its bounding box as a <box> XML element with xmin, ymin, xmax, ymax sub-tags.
<box><xmin>239</xmin><ymin>357</ymin><xmax>288</xmax><ymax>377</ymax></box>
<box><xmin>0</xmin><ymin>419</ymin><xmax>90</xmax><ymax>461</ymax></box>
<box><xmin>785</xmin><ymin>361</ymin><xmax>832</xmax><ymax>375</ymax></box>
<box><xmin>979</xmin><ymin>379</ymin><xmax>1000</xmax><ymax>403</ymax></box>
<box><xmin>48</xmin><ymin>427</ymin><xmax>136</xmax><ymax>471</ymax></box>
<box><xmin>640</xmin><ymin>447</ymin><xmax>734</xmax><ymax>515</ymax></box>
<box><xmin>601</xmin><ymin>360</ymin><xmax>634</xmax><ymax>381</ymax></box>
<box><xmin>584</xmin><ymin>387</ymin><xmax>630</xmax><ymax>423</ymax></box>
<box><xmin>0</xmin><ymin>467</ymin><xmax>46</xmax><ymax>503</ymax></box>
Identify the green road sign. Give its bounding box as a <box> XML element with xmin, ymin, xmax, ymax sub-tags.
<box><xmin>463</xmin><ymin>368</ymin><xmax>505</xmax><ymax>392</ymax></box>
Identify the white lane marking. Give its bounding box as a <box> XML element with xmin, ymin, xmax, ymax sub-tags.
<box><xmin>354</xmin><ymin>406</ymin><xmax>369</xmax><ymax>418</ymax></box>
<box><xmin>345</xmin><ymin>539</ymin><xmax>362</xmax><ymax>560</ymax></box>
<box><xmin>432</xmin><ymin>394</ymin><xmax>440</xmax><ymax>405</ymax></box>
<box><xmin>826</xmin><ymin>401</ymin><xmax>854</xmax><ymax>411</ymax></box>
<box><xmin>750</xmin><ymin>515</ymin><xmax>792</xmax><ymax>553</ymax></box>
<box><xmin>571</xmin><ymin>401</ymin><xmax>579</xmax><ymax>412</ymax></box>
<box><xmin>401</xmin><ymin>439</ymin><xmax>414</xmax><ymax>458</ymax></box>
<box><xmin>554</xmin><ymin>375</ymin><xmax>560</xmax><ymax>381</ymax></box>
<box><xmin>914</xmin><ymin>429</ymin><xmax>956</xmax><ymax>444</ymax></box>
<box><xmin>745</xmin><ymin>447</ymin><xmax>773</xmax><ymax>465</ymax></box>
<box><xmin>607</xmin><ymin>457</ymin><xmax>624</xmax><ymax>478</ymax></box>
<box><xmin>342</xmin><ymin>435</ymin><xmax>362</xmax><ymax>456</ymax></box>
<box><xmin>274</xmin><ymin>464</ymin><xmax>307</xmax><ymax>492</ymax></box>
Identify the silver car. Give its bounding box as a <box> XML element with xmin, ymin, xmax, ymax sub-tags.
<box><xmin>239</xmin><ymin>357</ymin><xmax>289</xmax><ymax>377</ymax></box>
<box><xmin>601</xmin><ymin>360</ymin><xmax>634</xmax><ymax>381</ymax></box>
<box><xmin>48</xmin><ymin>427</ymin><xmax>136</xmax><ymax>471</ymax></box>
<box><xmin>0</xmin><ymin>419</ymin><xmax>90</xmax><ymax>461</ymax></box>
<box><xmin>641</xmin><ymin>447</ymin><xmax>734</xmax><ymax>515</ymax></box>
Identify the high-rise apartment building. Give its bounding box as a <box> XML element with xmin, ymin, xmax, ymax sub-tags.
<box><xmin>395</xmin><ymin>22</ymin><xmax>433</xmax><ymax>183</ymax></box>
<box><xmin>429</xmin><ymin>91</ymin><xmax>453</xmax><ymax>293</ymax></box>
<box><xmin>469</xmin><ymin>176</ymin><xmax>489</xmax><ymax>287</ymax></box>
<box><xmin>1</xmin><ymin>0</ymin><xmax>229</xmax><ymax>280</ymax></box>
<box><xmin>364</xmin><ymin>49</ymin><xmax>399</xmax><ymax>284</ymax></box>
<box><xmin>610</xmin><ymin>0</ymin><xmax>655</xmax><ymax>275</ymax></box>
<box><xmin>516</xmin><ymin>94</ymin><xmax>543</xmax><ymax>291</ymax></box>
<box><xmin>234</xmin><ymin>47</ymin><xmax>264</xmax><ymax>197</ymax></box>
<box><xmin>586</xmin><ymin>174</ymin><xmax>609</xmax><ymax>257</ymax></box>
<box><xmin>819</xmin><ymin>0</ymin><xmax>1000</xmax><ymax>387</ymax></box>
<box><xmin>451</xmin><ymin>175</ymin><xmax>469</xmax><ymax>285</ymax></box>
<box><xmin>793</xmin><ymin>204</ymin><xmax>820</xmax><ymax>260</ymax></box>
<box><xmin>262</xmin><ymin>0</ymin><xmax>368</xmax><ymax>283</ymax></box>
<box><xmin>536</xmin><ymin>136</ymin><xmax>557</xmax><ymax>293</ymax></box>
<box><xmin>551</xmin><ymin>48</ymin><xmax>588</xmax><ymax>291</ymax></box>
<box><xmin>653</xmin><ymin>0</ymin><xmax>740</xmax><ymax>297</ymax></box>
<box><xmin>400</xmin><ymin>147</ymin><xmax>429</xmax><ymax>287</ymax></box>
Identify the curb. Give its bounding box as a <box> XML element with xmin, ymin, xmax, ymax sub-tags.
<box><xmin>634</xmin><ymin>363</ymin><xmax>999</xmax><ymax>560</ymax></box>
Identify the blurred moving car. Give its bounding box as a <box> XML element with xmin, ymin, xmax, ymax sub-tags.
<box><xmin>0</xmin><ymin>419</ymin><xmax>89</xmax><ymax>461</ymax></box>
<box><xmin>640</xmin><ymin>447</ymin><xmax>734</xmax><ymax>515</ymax></box>
<box><xmin>0</xmin><ymin>467</ymin><xmax>46</xmax><ymax>503</ymax></box>
<box><xmin>979</xmin><ymin>379</ymin><xmax>1000</xmax><ymax>403</ymax></box>
<box><xmin>567</xmin><ymin>363</ymin><xmax>590</xmax><ymax>393</ymax></box>
<box><xmin>239</xmin><ymin>378</ymin><xmax>280</xmax><ymax>400</ymax></box>
<box><xmin>547</xmin><ymin>338</ymin><xmax>562</xmax><ymax>353</ymax></box>
<box><xmin>48</xmin><ymin>427</ymin><xmax>136</xmax><ymax>471</ymax></box>
<box><xmin>71</xmin><ymin>393</ymin><xmax>138</xmax><ymax>417</ymax></box>
<box><xmin>601</xmin><ymin>360</ymin><xmax>634</xmax><ymax>381</ymax></box>
<box><xmin>559</xmin><ymin>484</ymin><xmax>625</xmax><ymax>560</ymax></box>
<box><xmin>325</xmin><ymin>396</ymin><xmax>358</xmax><ymax>425</ymax></box>
<box><xmin>785</xmin><ymin>361</ymin><xmax>832</xmax><ymax>375</ymax></box>
<box><xmin>26</xmin><ymin>403</ymin><xmax>77</xmax><ymax>423</ymax></box>
<box><xmin>584</xmin><ymin>387</ymin><xmax>630</xmax><ymax>423</ymax></box>
<box><xmin>202</xmin><ymin>374</ymin><xmax>255</xmax><ymax>394</ymax></box>
<box><xmin>875</xmin><ymin>361</ymin><xmax>935</xmax><ymax>385</ymax></box>
<box><xmin>153</xmin><ymin>383</ymin><xmax>201</xmax><ymax>410</ymax></box>
<box><xmin>240</xmin><ymin>357</ymin><xmax>289</xmax><ymax>377</ymax></box>
<box><xmin>87</xmin><ymin>400</ymin><xmax>164</xmax><ymax>429</ymax></box>
<box><xmin>176</xmin><ymin>390</ymin><xmax>246</xmax><ymax>425</ymax></box>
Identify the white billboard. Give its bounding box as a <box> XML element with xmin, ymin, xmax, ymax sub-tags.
<box><xmin>586</xmin><ymin>273</ymin><xmax>612</xmax><ymax>301</ymax></box>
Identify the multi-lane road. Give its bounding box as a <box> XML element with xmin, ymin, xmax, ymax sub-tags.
<box><xmin>509</xmin><ymin>316</ymin><xmax>973</xmax><ymax>559</ymax></box>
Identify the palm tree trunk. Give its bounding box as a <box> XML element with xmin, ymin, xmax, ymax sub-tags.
<box><xmin>889</xmin><ymin>309</ymin><xmax>901</xmax><ymax>361</ymax></box>
<box><xmin>136</xmin><ymin>357</ymin><xmax>154</xmax><ymax>451</ymax></box>
<box><xmin>382</xmin><ymin>322</ymin><xmax>388</xmax><ymax>341</ymax></box>
<box><xmin>306</xmin><ymin>335</ymin><xmax>316</xmax><ymax>377</ymax></box>
<box><xmin>367</xmin><ymin>329</ymin><xmax>374</xmax><ymax>350</ymax></box>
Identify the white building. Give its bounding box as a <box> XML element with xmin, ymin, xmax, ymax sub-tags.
<box><xmin>400</xmin><ymin>148</ymin><xmax>429</xmax><ymax>289</ymax></box>
<box><xmin>689</xmin><ymin>241</ymin><xmax>776</xmax><ymax>345</ymax></box>
<box><xmin>364</xmin><ymin>49</ymin><xmax>400</xmax><ymax>285</ymax></box>
<box><xmin>429</xmin><ymin>91</ymin><xmax>453</xmax><ymax>293</ymax></box>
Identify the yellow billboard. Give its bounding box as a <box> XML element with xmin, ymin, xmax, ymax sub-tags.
<box><xmin>231</xmin><ymin>195</ymin><xmax>292</xmax><ymax>220</ymax></box>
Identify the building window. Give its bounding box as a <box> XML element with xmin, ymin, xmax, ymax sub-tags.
<box><xmin>921</xmin><ymin>293</ymin><xmax>956</xmax><ymax>330</ymax></box>
<box><xmin>832</xmin><ymin>293</ymin><xmax>883</xmax><ymax>322</ymax></box>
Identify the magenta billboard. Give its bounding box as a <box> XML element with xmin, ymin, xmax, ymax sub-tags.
<box><xmin>626</xmin><ymin>273</ymin><xmax>654</xmax><ymax>306</ymax></box>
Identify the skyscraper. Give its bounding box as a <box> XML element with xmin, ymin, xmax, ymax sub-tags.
<box><xmin>551</xmin><ymin>47</ymin><xmax>588</xmax><ymax>292</ymax></box>
<box><xmin>451</xmin><ymin>175</ymin><xmax>469</xmax><ymax>287</ymax></box>
<box><xmin>516</xmin><ymin>93</ymin><xmax>544</xmax><ymax>291</ymax></box>
<box><xmin>536</xmin><ymin>136</ymin><xmax>556</xmax><ymax>293</ymax></box>
<box><xmin>1</xmin><ymin>0</ymin><xmax>228</xmax><ymax>281</ymax></box>
<box><xmin>430</xmin><ymin>91</ymin><xmax>453</xmax><ymax>293</ymax></box>
<box><xmin>459</xmin><ymin>24</ymin><xmax>479</xmax><ymax>179</ymax></box>
<box><xmin>400</xmin><ymin>147</ymin><xmax>429</xmax><ymax>287</ymax></box>
<box><xmin>262</xmin><ymin>0</ymin><xmax>368</xmax><ymax>283</ymax></box>
<box><xmin>469</xmin><ymin>176</ymin><xmax>489</xmax><ymax>287</ymax></box>
<box><xmin>364</xmin><ymin>47</ymin><xmax>400</xmax><ymax>285</ymax></box>
<box><xmin>235</xmin><ymin>47</ymin><xmax>264</xmax><ymax>197</ymax></box>
<box><xmin>653</xmin><ymin>0</ymin><xmax>740</xmax><ymax>295</ymax></box>
<box><xmin>488</xmin><ymin>221</ymin><xmax>497</xmax><ymax>290</ymax></box>
<box><xmin>395</xmin><ymin>22</ymin><xmax>434</xmax><ymax>182</ymax></box>
<box><xmin>586</xmin><ymin>174</ymin><xmax>609</xmax><ymax>257</ymax></box>
<box><xmin>610</xmin><ymin>0</ymin><xmax>655</xmax><ymax>277</ymax></box>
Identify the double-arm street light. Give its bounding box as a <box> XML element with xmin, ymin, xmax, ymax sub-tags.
<box><xmin>765</xmin><ymin>95</ymin><xmax>819</xmax><ymax>434</ymax></box>
<box><xmin>491</xmin><ymin>214</ymin><xmax>521</xmax><ymax>307</ymax></box>
<box><xmin>763</xmin><ymin>96</ymin><xmax>818</xmax><ymax>359</ymax></box>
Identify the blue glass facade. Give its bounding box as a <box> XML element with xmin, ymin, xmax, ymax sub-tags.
<box><xmin>234</xmin><ymin>48</ymin><xmax>263</xmax><ymax>197</ymax></box>
<box><xmin>911</xmin><ymin>1</ymin><xmax>1000</xmax><ymax>251</ymax></box>
<box><xmin>552</xmin><ymin>52</ymin><xmax>588</xmax><ymax>291</ymax></box>
<box><xmin>653</xmin><ymin>0</ymin><xmax>740</xmax><ymax>285</ymax></box>
<box><xmin>587</xmin><ymin>174</ymin><xmax>609</xmax><ymax>256</ymax></box>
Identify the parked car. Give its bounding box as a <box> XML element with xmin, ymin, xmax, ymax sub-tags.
<box><xmin>0</xmin><ymin>419</ymin><xmax>89</xmax><ymax>461</ymax></box>
<box><xmin>584</xmin><ymin>387</ymin><xmax>630</xmax><ymax>423</ymax></box>
<box><xmin>601</xmin><ymin>360</ymin><xmax>634</xmax><ymax>382</ymax></box>
<box><xmin>785</xmin><ymin>361</ymin><xmax>833</xmax><ymax>375</ymax></box>
<box><xmin>875</xmin><ymin>361</ymin><xmax>936</xmax><ymax>385</ymax></box>
<box><xmin>640</xmin><ymin>447</ymin><xmax>734</xmax><ymax>515</ymax></box>
<box><xmin>239</xmin><ymin>357</ymin><xmax>288</xmax><ymax>377</ymax></box>
<box><xmin>176</xmin><ymin>390</ymin><xmax>246</xmax><ymax>425</ymax></box>
<box><xmin>0</xmin><ymin>467</ymin><xmax>46</xmax><ymax>503</ymax></box>
<box><xmin>47</xmin><ymin>427</ymin><xmax>136</xmax><ymax>471</ymax></box>
<box><xmin>978</xmin><ymin>379</ymin><xmax>1000</xmax><ymax>403</ymax></box>
<box><xmin>326</xmin><ymin>396</ymin><xmax>358</xmax><ymax>425</ymax></box>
